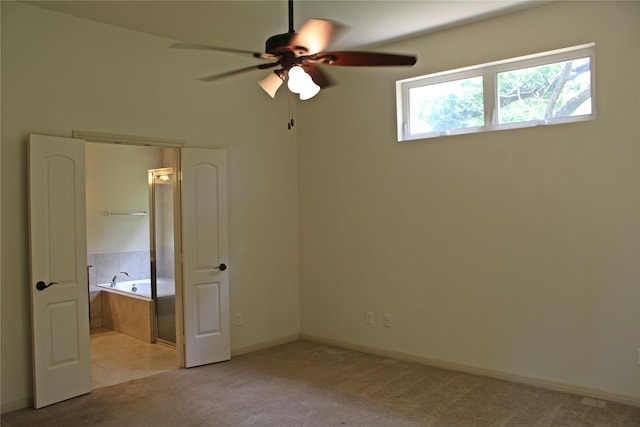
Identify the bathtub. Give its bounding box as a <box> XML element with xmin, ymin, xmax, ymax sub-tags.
<box><xmin>95</xmin><ymin>278</ymin><xmax>175</xmax><ymax>300</ymax></box>
<box><xmin>93</xmin><ymin>278</ymin><xmax>175</xmax><ymax>342</ymax></box>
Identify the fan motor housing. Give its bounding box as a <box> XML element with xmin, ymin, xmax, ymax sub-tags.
<box><xmin>265</xmin><ymin>32</ymin><xmax>295</xmax><ymax>55</ymax></box>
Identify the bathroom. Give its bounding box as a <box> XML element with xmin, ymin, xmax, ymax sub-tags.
<box><xmin>85</xmin><ymin>143</ymin><xmax>179</xmax><ymax>364</ymax></box>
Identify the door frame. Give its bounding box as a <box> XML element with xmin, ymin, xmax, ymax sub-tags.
<box><xmin>30</xmin><ymin>130</ymin><xmax>232</xmax><ymax>407</ymax></box>
<box><xmin>74</xmin><ymin>130</ymin><xmax>186</xmax><ymax>367</ymax></box>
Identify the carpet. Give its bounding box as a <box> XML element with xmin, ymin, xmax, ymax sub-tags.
<box><xmin>3</xmin><ymin>340</ymin><xmax>640</xmax><ymax>426</ymax></box>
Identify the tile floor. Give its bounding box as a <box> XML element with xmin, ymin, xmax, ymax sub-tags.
<box><xmin>90</xmin><ymin>328</ymin><xmax>177</xmax><ymax>389</ymax></box>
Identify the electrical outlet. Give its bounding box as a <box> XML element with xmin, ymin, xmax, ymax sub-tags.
<box><xmin>383</xmin><ymin>313</ymin><xmax>391</xmax><ymax>328</ymax></box>
<box><xmin>366</xmin><ymin>312</ymin><xmax>374</xmax><ymax>325</ymax></box>
<box><xmin>235</xmin><ymin>312</ymin><xmax>244</xmax><ymax>326</ymax></box>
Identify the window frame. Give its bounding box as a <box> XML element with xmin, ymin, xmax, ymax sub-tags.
<box><xmin>396</xmin><ymin>43</ymin><xmax>596</xmax><ymax>142</ymax></box>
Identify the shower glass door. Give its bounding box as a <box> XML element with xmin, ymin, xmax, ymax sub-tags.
<box><xmin>149</xmin><ymin>168</ymin><xmax>176</xmax><ymax>345</ymax></box>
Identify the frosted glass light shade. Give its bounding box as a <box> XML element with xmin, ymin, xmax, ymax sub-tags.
<box><xmin>287</xmin><ymin>66</ymin><xmax>320</xmax><ymax>100</ymax></box>
<box><xmin>299</xmin><ymin>83</ymin><xmax>320</xmax><ymax>100</ymax></box>
<box><xmin>258</xmin><ymin>71</ymin><xmax>284</xmax><ymax>98</ymax></box>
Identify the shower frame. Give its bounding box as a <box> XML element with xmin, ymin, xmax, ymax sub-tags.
<box><xmin>148</xmin><ymin>167</ymin><xmax>178</xmax><ymax>346</ymax></box>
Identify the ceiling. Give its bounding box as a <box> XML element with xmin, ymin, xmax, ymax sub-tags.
<box><xmin>26</xmin><ymin>0</ymin><xmax>539</xmax><ymax>52</ymax></box>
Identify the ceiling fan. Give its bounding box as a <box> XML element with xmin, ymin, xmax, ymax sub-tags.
<box><xmin>170</xmin><ymin>0</ymin><xmax>417</xmax><ymax>102</ymax></box>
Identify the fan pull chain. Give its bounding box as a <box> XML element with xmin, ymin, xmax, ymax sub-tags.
<box><xmin>287</xmin><ymin>90</ymin><xmax>295</xmax><ymax>130</ymax></box>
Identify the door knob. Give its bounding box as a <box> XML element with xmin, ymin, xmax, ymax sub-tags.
<box><xmin>214</xmin><ymin>263</ymin><xmax>227</xmax><ymax>271</ymax></box>
<box><xmin>35</xmin><ymin>281</ymin><xmax>58</xmax><ymax>291</ymax></box>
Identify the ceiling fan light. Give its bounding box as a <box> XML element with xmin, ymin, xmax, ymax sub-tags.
<box><xmin>287</xmin><ymin>66</ymin><xmax>307</xmax><ymax>93</ymax></box>
<box><xmin>299</xmin><ymin>82</ymin><xmax>320</xmax><ymax>100</ymax></box>
<box><xmin>287</xmin><ymin>66</ymin><xmax>320</xmax><ymax>99</ymax></box>
<box><xmin>258</xmin><ymin>71</ymin><xmax>284</xmax><ymax>98</ymax></box>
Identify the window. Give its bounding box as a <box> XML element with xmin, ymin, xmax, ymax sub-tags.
<box><xmin>396</xmin><ymin>43</ymin><xmax>595</xmax><ymax>141</ymax></box>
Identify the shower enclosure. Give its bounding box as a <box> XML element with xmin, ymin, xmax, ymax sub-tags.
<box><xmin>149</xmin><ymin>167</ymin><xmax>177</xmax><ymax>346</ymax></box>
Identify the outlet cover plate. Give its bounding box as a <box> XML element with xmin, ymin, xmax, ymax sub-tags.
<box><xmin>383</xmin><ymin>313</ymin><xmax>391</xmax><ymax>328</ymax></box>
<box><xmin>366</xmin><ymin>312</ymin><xmax>374</xmax><ymax>325</ymax></box>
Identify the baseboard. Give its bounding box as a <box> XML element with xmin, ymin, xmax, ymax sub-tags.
<box><xmin>1</xmin><ymin>397</ymin><xmax>32</xmax><ymax>414</ymax></box>
<box><xmin>300</xmin><ymin>333</ymin><xmax>640</xmax><ymax>408</ymax></box>
<box><xmin>231</xmin><ymin>333</ymin><xmax>300</xmax><ymax>357</ymax></box>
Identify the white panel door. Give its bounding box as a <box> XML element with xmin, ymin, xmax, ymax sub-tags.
<box><xmin>29</xmin><ymin>134</ymin><xmax>91</xmax><ymax>408</ymax></box>
<box><xmin>181</xmin><ymin>148</ymin><xmax>230</xmax><ymax>367</ymax></box>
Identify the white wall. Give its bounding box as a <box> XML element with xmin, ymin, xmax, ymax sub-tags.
<box><xmin>1</xmin><ymin>2</ymin><xmax>300</xmax><ymax>411</ymax></box>
<box><xmin>3</xmin><ymin>0</ymin><xmax>639</xmax><ymax>413</ymax></box>
<box><xmin>298</xmin><ymin>1</ymin><xmax>640</xmax><ymax>402</ymax></box>
<box><xmin>86</xmin><ymin>143</ymin><xmax>164</xmax><ymax>254</ymax></box>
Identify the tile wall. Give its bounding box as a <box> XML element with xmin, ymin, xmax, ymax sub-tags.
<box><xmin>87</xmin><ymin>250</ymin><xmax>151</xmax><ymax>329</ymax></box>
<box><xmin>87</xmin><ymin>250</ymin><xmax>151</xmax><ymax>287</ymax></box>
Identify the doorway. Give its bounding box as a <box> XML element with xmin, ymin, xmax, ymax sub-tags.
<box><xmin>29</xmin><ymin>133</ymin><xmax>230</xmax><ymax>407</ymax></box>
<box><xmin>85</xmin><ymin>143</ymin><xmax>179</xmax><ymax>388</ymax></box>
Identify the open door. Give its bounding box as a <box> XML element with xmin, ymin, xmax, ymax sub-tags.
<box><xmin>28</xmin><ymin>134</ymin><xmax>91</xmax><ymax>408</ymax></box>
<box><xmin>181</xmin><ymin>148</ymin><xmax>230</xmax><ymax>367</ymax></box>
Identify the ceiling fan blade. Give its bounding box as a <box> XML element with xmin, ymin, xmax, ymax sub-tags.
<box><xmin>315</xmin><ymin>51</ymin><xmax>417</xmax><ymax>67</ymax></box>
<box><xmin>301</xmin><ymin>64</ymin><xmax>333</xmax><ymax>89</ymax></box>
<box><xmin>290</xmin><ymin>19</ymin><xmax>341</xmax><ymax>56</ymax></box>
<box><xmin>258</xmin><ymin>71</ymin><xmax>285</xmax><ymax>98</ymax></box>
<box><xmin>170</xmin><ymin>42</ymin><xmax>268</xmax><ymax>59</ymax></box>
<box><xmin>199</xmin><ymin>62</ymin><xmax>280</xmax><ymax>82</ymax></box>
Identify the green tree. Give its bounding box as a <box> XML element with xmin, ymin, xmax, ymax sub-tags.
<box><xmin>498</xmin><ymin>59</ymin><xmax>591</xmax><ymax>123</ymax></box>
<box><xmin>412</xmin><ymin>58</ymin><xmax>591</xmax><ymax>132</ymax></box>
<box><xmin>416</xmin><ymin>77</ymin><xmax>483</xmax><ymax>131</ymax></box>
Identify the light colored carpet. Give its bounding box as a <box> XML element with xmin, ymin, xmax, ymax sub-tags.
<box><xmin>3</xmin><ymin>340</ymin><xmax>640</xmax><ymax>426</ymax></box>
